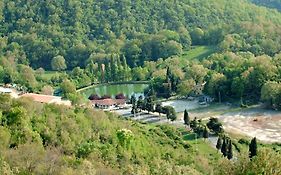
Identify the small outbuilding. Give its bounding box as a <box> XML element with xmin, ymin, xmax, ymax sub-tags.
<box><xmin>91</xmin><ymin>99</ymin><xmax>126</xmax><ymax>109</ymax></box>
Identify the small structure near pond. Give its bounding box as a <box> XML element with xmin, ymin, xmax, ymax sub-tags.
<box><xmin>91</xmin><ymin>98</ymin><xmax>126</xmax><ymax>109</ymax></box>
<box><xmin>89</xmin><ymin>93</ymin><xmax>126</xmax><ymax>109</ymax></box>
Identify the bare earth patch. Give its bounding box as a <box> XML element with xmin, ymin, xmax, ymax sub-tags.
<box><xmin>218</xmin><ymin>108</ymin><xmax>281</xmax><ymax>143</ymax></box>
<box><xmin>114</xmin><ymin>100</ymin><xmax>281</xmax><ymax>143</ymax></box>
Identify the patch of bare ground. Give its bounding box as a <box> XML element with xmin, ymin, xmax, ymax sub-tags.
<box><xmin>218</xmin><ymin>107</ymin><xmax>281</xmax><ymax>143</ymax></box>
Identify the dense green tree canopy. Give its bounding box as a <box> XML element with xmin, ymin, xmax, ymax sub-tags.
<box><xmin>1</xmin><ymin>0</ymin><xmax>281</xmax><ymax>70</ymax></box>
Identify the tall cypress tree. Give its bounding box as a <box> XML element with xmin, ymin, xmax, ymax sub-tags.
<box><xmin>131</xmin><ymin>103</ymin><xmax>137</xmax><ymax>116</ymax></box>
<box><xmin>121</xmin><ymin>55</ymin><xmax>130</xmax><ymax>81</ymax></box>
<box><xmin>203</xmin><ymin>127</ymin><xmax>209</xmax><ymax>141</ymax></box>
<box><xmin>249</xmin><ymin>137</ymin><xmax>257</xmax><ymax>159</ymax></box>
<box><xmin>130</xmin><ymin>95</ymin><xmax>136</xmax><ymax>105</ymax></box>
<box><xmin>137</xmin><ymin>96</ymin><xmax>144</xmax><ymax>111</ymax></box>
<box><xmin>184</xmin><ymin>109</ymin><xmax>190</xmax><ymax>126</ymax></box>
<box><xmin>166</xmin><ymin>67</ymin><xmax>171</xmax><ymax>83</ymax></box>
<box><xmin>104</xmin><ymin>62</ymin><xmax>111</xmax><ymax>82</ymax></box>
<box><xmin>216</xmin><ymin>137</ymin><xmax>222</xmax><ymax>152</ymax></box>
<box><xmin>116</xmin><ymin>55</ymin><xmax>124</xmax><ymax>81</ymax></box>
<box><xmin>145</xmin><ymin>96</ymin><xmax>154</xmax><ymax>114</ymax></box>
<box><xmin>98</xmin><ymin>63</ymin><xmax>104</xmax><ymax>83</ymax></box>
<box><xmin>227</xmin><ymin>140</ymin><xmax>233</xmax><ymax>160</ymax></box>
<box><xmin>110</xmin><ymin>54</ymin><xmax>118</xmax><ymax>81</ymax></box>
<box><xmin>221</xmin><ymin>137</ymin><xmax>227</xmax><ymax>157</ymax></box>
<box><xmin>165</xmin><ymin>67</ymin><xmax>172</xmax><ymax>97</ymax></box>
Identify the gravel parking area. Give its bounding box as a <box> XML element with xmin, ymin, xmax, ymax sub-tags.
<box><xmin>218</xmin><ymin>108</ymin><xmax>281</xmax><ymax>143</ymax></box>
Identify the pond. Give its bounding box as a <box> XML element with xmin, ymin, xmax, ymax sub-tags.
<box><xmin>81</xmin><ymin>83</ymin><xmax>149</xmax><ymax>99</ymax></box>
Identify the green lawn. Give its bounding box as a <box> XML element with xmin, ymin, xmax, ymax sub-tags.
<box><xmin>40</xmin><ymin>71</ymin><xmax>62</xmax><ymax>80</ymax></box>
<box><xmin>180</xmin><ymin>45</ymin><xmax>217</xmax><ymax>62</ymax></box>
<box><xmin>179</xmin><ymin>127</ymin><xmax>220</xmax><ymax>159</ymax></box>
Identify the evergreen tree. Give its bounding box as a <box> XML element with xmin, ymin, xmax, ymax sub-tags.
<box><xmin>116</xmin><ymin>55</ymin><xmax>124</xmax><ymax>81</ymax></box>
<box><xmin>104</xmin><ymin>62</ymin><xmax>111</xmax><ymax>82</ymax></box>
<box><xmin>110</xmin><ymin>54</ymin><xmax>118</xmax><ymax>81</ymax></box>
<box><xmin>137</xmin><ymin>96</ymin><xmax>144</xmax><ymax>112</ymax></box>
<box><xmin>151</xmin><ymin>88</ymin><xmax>157</xmax><ymax>101</ymax></box>
<box><xmin>221</xmin><ymin>137</ymin><xmax>227</xmax><ymax>157</ymax></box>
<box><xmin>170</xmin><ymin>73</ymin><xmax>178</xmax><ymax>92</ymax></box>
<box><xmin>155</xmin><ymin>103</ymin><xmax>163</xmax><ymax>116</ymax></box>
<box><xmin>227</xmin><ymin>140</ymin><xmax>233</xmax><ymax>160</ymax></box>
<box><xmin>166</xmin><ymin>67</ymin><xmax>172</xmax><ymax>97</ymax></box>
<box><xmin>3</xmin><ymin>72</ymin><xmax>12</xmax><ymax>84</ymax></box>
<box><xmin>216</xmin><ymin>137</ymin><xmax>222</xmax><ymax>152</ymax></box>
<box><xmin>249</xmin><ymin>137</ymin><xmax>258</xmax><ymax>159</ymax></box>
<box><xmin>130</xmin><ymin>95</ymin><xmax>136</xmax><ymax>105</ymax></box>
<box><xmin>145</xmin><ymin>97</ymin><xmax>154</xmax><ymax>113</ymax></box>
<box><xmin>121</xmin><ymin>55</ymin><xmax>128</xmax><ymax>68</ymax></box>
<box><xmin>203</xmin><ymin>127</ymin><xmax>209</xmax><ymax>140</ymax></box>
<box><xmin>131</xmin><ymin>103</ymin><xmax>137</xmax><ymax>116</ymax></box>
<box><xmin>166</xmin><ymin>67</ymin><xmax>171</xmax><ymax>83</ymax></box>
<box><xmin>184</xmin><ymin>110</ymin><xmax>190</xmax><ymax>126</ymax></box>
<box><xmin>121</xmin><ymin>55</ymin><xmax>131</xmax><ymax>81</ymax></box>
<box><xmin>85</xmin><ymin>61</ymin><xmax>97</xmax><ymax>81</ymax></box>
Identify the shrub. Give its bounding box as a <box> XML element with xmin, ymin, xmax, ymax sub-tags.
<box><xmin>88</xmin><ymin>94</ymin><xmax>100</xmax><ymax>100</ymax></box>
<box><xmin>116</xmin><ymin>129</ymin><xmax>133</xmax><ymax>148</ymax></box>
<box><xmin>76</xmin><ymin>141</ymin><xmax>95</xmax><ymax>158</ymax></box>
<box><xmin>115</xmin><ymin>93</ymin><xmax>126</xmax><ymax>99</ymax></box>
<box><xmin>238</xmin><ymin>138</ymin><xmax>250</xmax><ymax>145</ymax></box>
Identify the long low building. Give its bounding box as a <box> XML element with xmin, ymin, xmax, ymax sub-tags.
<box><xmin>91</xmin><ymin>99</ymin><xmax>126</xmax><ymax>109</ymax></box>
<box><xmin>0</xmin><ymin>86</ymin><xmax>19</xmax><ymax>98</ymax></box>
<box><xmin>0</xmin><ymin>87</ymin><xmax>13</xmax><ymax>94</ymax></box>
<box><xmin>21</xmin><ymin>93</ymin><xmax>71</xmax><ymax>106</ymax></box>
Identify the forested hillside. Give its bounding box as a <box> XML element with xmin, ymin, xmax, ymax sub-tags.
<box><xmin>0</xmin><ymin>95</ymin><xmax>280</xmax><ymax>175</ymax></box>
<box><xmin>1</xmin><ymin>0</ymin><xmax>281</xmax><ymax>70</ymax></box>
<box><xmin>2</xmin><ymin>1</ymin><xmax>281</xmax><ymax>174</ymax></box>
<box><xmin>0</xmin><ymin>94</ymin><xmax>213</xmax><ymax>174</ymax></box>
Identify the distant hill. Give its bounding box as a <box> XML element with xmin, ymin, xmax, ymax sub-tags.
<box><xmin>250</xmin><ymin>0</ymin><xmax>281</xmax><ymax>11</ymax></box>
<box><xmin>1</xmin><ymin>0</ymin><xmax>281</xmax><ymax>69</ymax></box>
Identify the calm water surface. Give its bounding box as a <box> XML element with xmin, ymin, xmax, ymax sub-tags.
<box><xmin>81</xmin><ymin>84</ymin><xmax>148</xmax><ymax>99</ymax></box>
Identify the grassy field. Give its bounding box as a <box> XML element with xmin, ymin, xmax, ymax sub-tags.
<box><xmin>40</xmin><ymin>71</ymin><xmax>68</xmax><ymax>82</ymax></box>
<box><xmin>40</xmin><ymin>71</ymin><xmax>62</xmax><ymax>80</ymax></box>
<box><xmin>180</xmin><ymin>45</ymin><xmax>217</xmax><ymax>62</ymax></box>
<box><xmin>179</xmin><ymin>127</ymin><xmax>220</xmax><ymax>157</ymax></box>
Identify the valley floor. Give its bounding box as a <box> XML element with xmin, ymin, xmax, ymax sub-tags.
<box><xmin>114</xmin><ymin>99</ymin><xmax>281</xmax><ymax>143</ymax></box>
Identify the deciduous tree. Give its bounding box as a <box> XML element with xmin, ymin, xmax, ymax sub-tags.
<box><xmin>51</xmin><ymin>55</ymin><xmax>67</xmax><ymax>71</ymax></box>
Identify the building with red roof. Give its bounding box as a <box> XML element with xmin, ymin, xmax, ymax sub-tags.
<box><xmin>91</xmin><ymin>98</ymin><xmax>126</xmax><ymax>109</ymax></box>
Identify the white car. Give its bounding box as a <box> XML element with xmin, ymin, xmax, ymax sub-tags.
<box><xmin>199</xmin><ymin>102</ymin><xmax>207</xmax><ymax>105</ymax></box>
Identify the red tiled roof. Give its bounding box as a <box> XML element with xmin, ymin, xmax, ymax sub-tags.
<box><xmin>115</xmin><ymin>99</ymin><xmax>126</xmax><ymax>105</ymax></box>
<box><xmin>91</xmin><ymin>98</ymin><xmax>126</xmax><ymax>106</ymax></box>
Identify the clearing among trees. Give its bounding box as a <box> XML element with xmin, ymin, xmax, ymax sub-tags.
<box><xmin>218</xmin><ymin>108</ymin><xmax>281</xmax><ymax>143</ymax></box>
